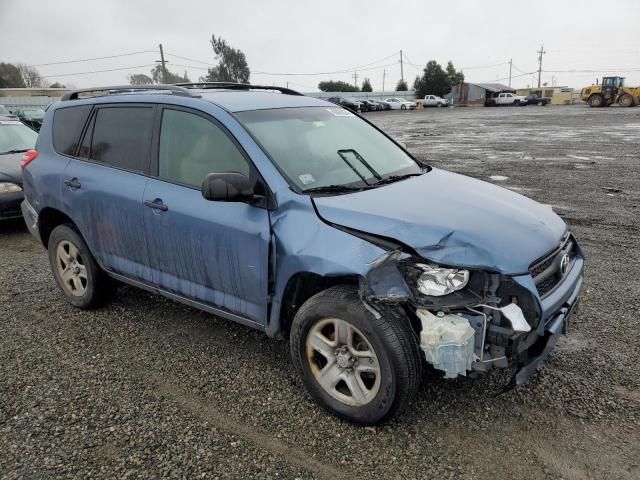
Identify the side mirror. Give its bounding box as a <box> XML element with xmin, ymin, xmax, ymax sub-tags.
<box><xmin>201</xmin><ymin>172</ymin><xmax>254</xmax><ymax>202</ymax></box>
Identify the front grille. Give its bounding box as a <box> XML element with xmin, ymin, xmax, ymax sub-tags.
<box><xmin>529</xmin><ymin>234</ymin><xmax>576</xmax><ymax>298</ymax></box>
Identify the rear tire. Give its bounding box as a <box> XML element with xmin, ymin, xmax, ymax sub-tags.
<box><xmin>290</xmin><ymin>286</ymin><xmax>422</xmax><ymax>424</ymax></box>
<box><xmin>401</xmin><ymin>104</ymin><xmax>406</xmax><ymax>110</ymax></box>
<box><xmin>48</xmin><ymin>224</ymin><xmax>113</xmax><ymax>309</ymax></box>
<box><xmin>588</xmin><ymin>94</ymin><xmax>604</xmax><ymax>107</ymax></box>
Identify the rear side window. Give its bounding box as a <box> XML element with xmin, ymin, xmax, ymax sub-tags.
<box><xmin>89</xmin><ymin>106</ymin><xmax>153</xmax><ymax>172</ymax></box>
<box><xmin>53</xmin><ymin>105</ymin><xmax>92</xmax><ymax>156</ymax></box>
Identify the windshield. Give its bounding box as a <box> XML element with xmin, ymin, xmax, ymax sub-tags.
<box><xmin>22</xmin><ymin>109</ymin><xmax>45</xmax><ymax>119</ymax></box>
<box><xmin>0</xmin><ymin>122</ymin><xmax>38</xmax><ymax>154</ymax></box>
<box><xmin>0</xmin><ymin>105</ymin><xmax>10</xmax><ymax>114</ymax></box>
<box><xmin>236</xmin><ymin>107</ymin><xmax>422</xmax><ymax>192</ymax></box>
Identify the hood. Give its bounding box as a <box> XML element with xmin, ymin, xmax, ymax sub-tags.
<box><xmin>0</xmin><ymin>152</ymin><xmax>23</xmax><ymax>185</ymax></box>
<box><xmin>313</xmin><ymin>168</ymin><xmax>566</xmax><ymax>274</ymax></box>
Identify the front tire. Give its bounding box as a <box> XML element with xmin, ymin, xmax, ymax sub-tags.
<box><xmin>588</xmin><ymin>94</ymin><xmax>604</xmax><ymax>107</ymax></box>
<box><xmin>401</xmin><ymin>104</ymin><xmax>406</xmax><ymax>110</ymax></box>
<box><xmin>290</xmin><ymin>286</ymin><xmax>422</xmax><ymax>424</ymax></box>
<box><xmin>618</xmin><ymin>93</ymin><xmax>634</xmax><ymax>107</ymax></box>
<box><xmin>48</xmin><ymin>224</ymin><xmax>113</xmax><ymax>309</ymax></box>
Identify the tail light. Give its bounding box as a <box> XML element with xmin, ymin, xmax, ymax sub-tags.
<box><xmin>21</xmin><ymin>149</ymin><xmax>38</xmax><ymax>170</ymax></box>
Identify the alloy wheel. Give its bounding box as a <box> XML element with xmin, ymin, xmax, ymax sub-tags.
<box><xmin>306</xmin><ymin>318</ymin><xmax>381</xmax><ymax>406</ymax></box>
<box><xmin>56</xmin><ymin>240</ymin><xmax>88</xmax><ymax>296</ymax></box>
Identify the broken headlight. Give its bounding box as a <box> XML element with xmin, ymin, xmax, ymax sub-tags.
<box><xmin>415</xmin><ymin>263</ymin><xmax>469</xmax><ymax>296</ymax></box>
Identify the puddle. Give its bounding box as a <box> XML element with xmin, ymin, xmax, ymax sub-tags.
<box><xmin>567</xmin><ymin>154</ymin><xmax>591</xmax><ymax>160</ymax></box>
<box><xmin>489</xmin><ymin>175</ymin><xmax>509</xmax><ymax>181</ymax></box>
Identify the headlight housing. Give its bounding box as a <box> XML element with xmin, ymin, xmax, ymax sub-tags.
<box><xmin>415</xmin><ymin>263</ymin><xmax>469</xmax><ymax>296</ymax></box>
<box><xmin>0</xmin><ymin>182</ymin><xmax>22</xmax><ymax>195</ymax></box>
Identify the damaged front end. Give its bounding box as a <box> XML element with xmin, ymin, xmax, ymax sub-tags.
<box><xmin>360</xmin><ymin>234</ymin><xmax>584</xmax><ymax>390</ymax></box>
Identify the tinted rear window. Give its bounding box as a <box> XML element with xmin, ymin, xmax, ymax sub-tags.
<box><xmin>53</xmin><ymin>105</ymin><xmax>92</xmax><ymax>156</ymax></box>
<box><xmin>90</xmin><ymin>106</ymin><xmax>153</xmax><ymax>172</ymax></box>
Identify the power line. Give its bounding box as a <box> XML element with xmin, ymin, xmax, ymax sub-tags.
<box><xmin>165</xmin><ymin>50</ymin><xmax>399</xmax><ymax>77</ymax></box>
<box><xmin>41</xmin><ymin>64</ymin><xmax>156</xmax><ymax>78</ymax></box>
<box><xmin>252</xmin><ymin>61</ymin><xmax>398</xmax><ymax>76</ymax></box>
<box><xmin>31</xmin><ymin>50</ymin><xmax>156</xmax><ymax>67</ymax></box>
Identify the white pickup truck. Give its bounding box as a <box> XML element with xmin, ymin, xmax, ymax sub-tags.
<box><xmin>423</xmin><ymin>95</ymin><xmax>449</xmax><ymax>107</ymax></box>
<box><xmin>489</xmin><ymin>92</ymin><xmax>528</xmax><ymax>106</ymax></box>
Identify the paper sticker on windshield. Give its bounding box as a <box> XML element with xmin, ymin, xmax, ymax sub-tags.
<box><xmin>0</xmin><ymin>120</ymin><xmax>21</xmax><ymax>125</ymax></box>
<box><xmin>299</xmin><ymin>174</ymin><xmax>316</xmax><ymax>185</ymax></box>
<box><xmin>326</xmin><ymin>108</ymin><xmax>354</xmax><ymax>117</ymax></box>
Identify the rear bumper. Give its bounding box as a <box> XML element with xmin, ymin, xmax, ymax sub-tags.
<box><xmin>0</xmin><ymin>191</ymin><xmax>24</xmax><ymax>220</ymax></box>
<box><xmin>20</xmin><ymin>199</ymin><xmax>41</xmax><ymax>243</ymax></box>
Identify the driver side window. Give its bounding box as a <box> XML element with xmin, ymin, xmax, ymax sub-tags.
<box><xmin>158</xmin><ymin>108</ymin><xmax>250</xmax><ymax>187</ymax></box>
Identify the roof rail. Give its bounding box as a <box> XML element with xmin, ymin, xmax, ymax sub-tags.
<box><xmin>61</xmin><ymin>84</ymin><xmax>199</xmax><ymax>101</ymax></box>
<box><xmin>174</xmin><ymin>82</ymin><xmax>304</xmax><ymax>96</ymax></box>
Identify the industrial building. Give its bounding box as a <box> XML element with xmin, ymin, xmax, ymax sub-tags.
<box><xmin>446</xmin><ymin>83</ymin><xmax>515</xmax><ymax>106</ymax></box>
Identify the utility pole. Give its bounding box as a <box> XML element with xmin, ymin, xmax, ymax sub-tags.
<box><xmin>158</xmin><ymin>43</ymin><xmax>168</xmax><ymax>84</ymax></box>
<box><xmin>352</xmin><ymin>71</ymin><xmax>359</xmax><ymax>88</ymax></box>
<box><xmin>400</xmin><ymin>50</ymin><xmax>404</xmax><ymax>85</ymax></box>
<box><xmin>537</xmin><ymin>44</ymin><xmax>546</xmax><ymax>88</ymax></box>
<box><xmin>382</xmin><ymin>69</ymin><xmax>386</xmax><ymax>92</ymax></box>
<box><xmin>508</xmin><ymin>59</ymin><xmax>512</xmax><ymax>87</ymax></box>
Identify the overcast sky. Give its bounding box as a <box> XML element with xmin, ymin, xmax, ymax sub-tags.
<box><xmin>1</xmin><ymin>0</ymin><xmax>639</xmax><ymax>92</ymax></box>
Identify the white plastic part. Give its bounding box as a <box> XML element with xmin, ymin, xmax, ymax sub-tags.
<box><xmin>500</xmin><ymin>303</ymin><xmax>531</xmax><ymax>332</ymax></box>
<box><xmin>417</xmin><ymin>309</ymin><xmax>476</xmax><ymax>378</ymax></box>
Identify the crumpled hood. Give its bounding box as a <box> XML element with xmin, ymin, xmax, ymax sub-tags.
<box><xmin>0</xmin><ymin>153</ymin><xmax>23</xmax><ymax>184</ymax></box>
<box><xmin>313</xmin><ymin>168</ymin><xmax>566</xmax><ymax>274</ymax></box>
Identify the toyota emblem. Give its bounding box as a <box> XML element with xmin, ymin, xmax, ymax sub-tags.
<box><xmin>559</xmin><ymin>254</ymin><xmax>570</xmax><ymax>275</ymax></box>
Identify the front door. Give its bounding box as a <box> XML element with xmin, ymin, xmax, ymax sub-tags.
<box><xmin>62</xmin><ymin>104</ymin><xmax>155</xmax><ymax>283</ymax></box>
<box><xmin>143</xmin><ymin>106</ymin><xmax>271</xmax><ymax>325</ymax></box>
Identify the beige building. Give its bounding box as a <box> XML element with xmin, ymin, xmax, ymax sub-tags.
<box><xmin>515</xmin><ymin>86</ymin><xmax>573</xmax><ymax>105</ymax></box>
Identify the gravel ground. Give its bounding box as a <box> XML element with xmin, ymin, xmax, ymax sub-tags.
<box><xmin>1</xmin><ymin>105</ymin><xmax>639</xmax><ymax>479</ymax></box>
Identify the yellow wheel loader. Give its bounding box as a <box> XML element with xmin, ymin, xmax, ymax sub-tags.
<box><xmin>581</xmin><ymin>76</ymin><xmax>640</xmax><ymax>107</ymax></box>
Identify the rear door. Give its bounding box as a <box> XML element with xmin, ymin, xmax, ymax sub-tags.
<box><xmin>143</xmin><ymin>105</ymin><xmax>270</xmax><ymax>325</ymax></box>
<box><xmin>62</xmin><ymin>104</ymin><xmax>155</xmax><ymax>283</ymax></box>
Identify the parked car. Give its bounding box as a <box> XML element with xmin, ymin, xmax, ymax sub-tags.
<box><xmin>360</xmin><ymin>99</ymin><xmax>385</xmax><ymax>112</ymax></box>
<box><xmin>13</xmin><ymin>108</ymin><xmax>46</xmax><ymax>131</ymax></box>
<box><xmin>487</xmin><ymin>92</ymin><xmax>528</xmax><ymax>106</ymax></box>
<box><xmin>0</xmin><ymin>117</ymin><xmax>38</xmax><ymax>220</ymax></box>
<box><xmin>384</xmin><ymin>98</ymin><xmax>417</xmax><ymax>110</ymax></box>
<box><xmin>525</xmin><ymin>94</ymin><xmax>551</xmax><ymax>106</ymax></box>
<box><xmin>326</xmin><ymin>96</ymin><xmax>362</xmax><ymax>113</ymax></box>
<box><xmin>0</xmin><ymin>104</ymin><xmax>15</xmax><ymax>116</ymax></box>
<box><xmin>21</xmin><ymin>83</ymin><xmax>584</xmax><ymax>425</ymax></box>
<box><xmin>423</xmin><ymin>95</ymin><xmax>449</xmax><ymax>107</ymax></box>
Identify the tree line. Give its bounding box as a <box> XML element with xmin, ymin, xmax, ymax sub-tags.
<box><xmin>0</xmin><ymin>62</ymin><xmax>65</xmax><ymax>88</ymax></box>
<box><xmin>317</xmin><ymin>60</ymin><xmax>464</xmax><ymax>95</ymax></box>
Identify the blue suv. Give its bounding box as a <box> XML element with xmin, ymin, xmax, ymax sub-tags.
<box><xmin>21</xmin><ymin>83</ymin><xmax>584</xmax><ymax>424</ymax></box>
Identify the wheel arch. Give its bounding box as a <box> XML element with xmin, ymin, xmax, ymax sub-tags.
<box><xmin>38</xmin><ymin>207</ymin><xmax>78</xmax><ymax>248</ymax></box>
<box><xmin>275</xmin><ymin>271</ymin><xmax>362</xmax><ymax>338</ymax></box>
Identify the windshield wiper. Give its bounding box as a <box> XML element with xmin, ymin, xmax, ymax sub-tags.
<box><xmin>373</xmin><ymin>172</ymin><xmax>423</xmax><ymax>186</ymax></box>
<box><xmin>0</xmin><ymin>149</ymin><xmax>29</xmax><ymax>155</ymax></box>
<box><xmin>303</xmin><ymin>184</ymin><xmax>370</xmax><ymax>194</ymax></box>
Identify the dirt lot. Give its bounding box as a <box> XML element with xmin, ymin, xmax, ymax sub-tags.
<box><xmin>1</xmin><ymin>105</ymin><xmax>639</xmax><ymax>479</ymax></box>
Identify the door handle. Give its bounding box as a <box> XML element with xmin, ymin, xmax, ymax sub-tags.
<box><xmin>64</xmin><ymin>178</ymin><xmax>81</xmax><ymax>189</ymax></box>
<box><xmin>144</xmin><ymin>199</ymin><xmax>168</xmax><ymax>212</ymax></box>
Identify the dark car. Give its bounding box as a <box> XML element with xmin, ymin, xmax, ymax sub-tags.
<box><xmin>14</xmin><ymin>108</ymin><xmax>46</xmax><ymax>131</ymax></box>
<box><xmin>21</xmin><ymin>83</ymin><xmax>584</xmax><ymax>425</ymax></box>
<box><xmin>326</xmin><ymin>96</ymin><xmax>362</xmax><ymax>113</ymax></box>
<box><xmin>525</xmin><ymin>94</ymin><xmax>551</xmax><ymax>106</ymax></box>
<box><xmin>360</xmin><ymin>99</ymin><xmax>385</xmax><ymax>112</ymax></box>
<box><xmin>0</xmin><ymin>117</ymin><xmax>38</xmax><ymax>220</ymax></box>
